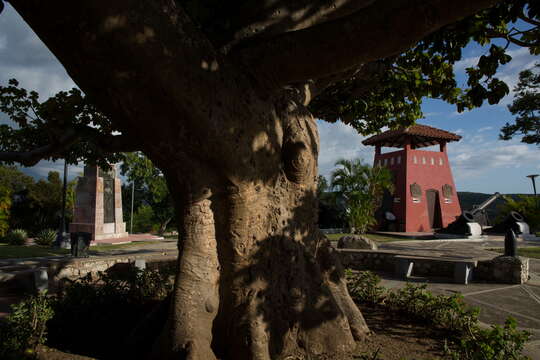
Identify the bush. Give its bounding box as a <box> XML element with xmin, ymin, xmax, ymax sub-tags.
<box><xmin>346</xmin><ymin>271</ymin><xmax>531</xmax><ymax>359</ymax></box>
<box><xmin>35</xmin><ymin>229</ymin><xmax>57</xmax><ymax>246</ymax></box>
<box><xmin>5</xmin><ymin>228</ymin><xmax>28</xmax><ymax>245</ymax></box>
<box><xmin>0</xmin><ymin>292</ymin><xmax>54</xmax><ymax>360</ymax></box>
<box><xmin>384</xmin><ymin>283</ymin><xmax>479</xmax><ymax>333</ymax></box>
<box><xmin>132</xmin><ymin>204</ymin><xmax>157</xmax><ymax>233</ymax></box>
<box><xmin>498</xmin><ymin>195</ymin><xmax>540</xmax><ymax>232</ymax></box>
<box><xmin>446</xmin><ymin>317</ymin><xmax>531</xmax><ymax>360</ymax></box>
<box><xmin>0</xmin><ymin>185</ymin><xmax>10</xmax><ymax>238</ymax></box>
<box><xmin>346</xmin><ymin>270</ymin><xmax>385</xmax><ymax>305</ymax></box>
<box><xmin>47</xmin><ymin>266</ymin><xmax>175</xmax><ymax>357</ymax></box>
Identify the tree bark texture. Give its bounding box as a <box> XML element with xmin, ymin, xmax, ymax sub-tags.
<box><xmin>150</xmin><ymin>98</ymin><xmax>369</xmax><ymax>359</ymax></box>
<box><xmin>7</xmin><ymin>1</ymin><xmax>500</xmax><ymax>358</ymax></box>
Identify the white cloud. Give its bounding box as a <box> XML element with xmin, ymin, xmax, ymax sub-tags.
<box><xmin>450</xmin><ymin>110</ymin><xmax>468</xmax><ymax>117</ymax></box>
<box><xmin>495</xmin><ymin>49</ymin><xmax>538</xmax><ymax>106</ymax></box>
<box><xmin>21</xmin><ymin>160</ymin><xmax>84</xmax><ymax>181</ymax></box>
<box><xmin>449</xmin><ymin>134</ymin><xmax>540</xmax><ymax>182</ymax></box>
<box><xmin>317</xmin><ymin>121</ymin><xmax>373</xmax><ymax>179</ymax></box>
<box><xmin>455</xmin><ymin>55</ymin><xmax>480</xmax><ymax>71</ymax></box>
<box><xmin>0</xmin><ymin>4</ymin><xmax>77</xmax><ymax>99</ymax></box>
<box><xmin>477</xmin><ymin>126</ymin><xmax>493</xmax><ymax>132</ymax></box>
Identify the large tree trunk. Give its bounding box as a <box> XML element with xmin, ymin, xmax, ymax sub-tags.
<box><xmin>7</xmin><ymin>2</ymin><xmax>374</xmax><ymax>358</ymax></box>
<box><xmin>149</xmin><ymin>97</ymin><xmax>369</xmax><ymax>360</ymax></box>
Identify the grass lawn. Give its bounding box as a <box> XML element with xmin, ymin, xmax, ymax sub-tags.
<box><xmin>325</xmin><ymin>233</ymin><xmax>411</xmax><ymax>243</ymax></box>
<box><xmin>89</xmin><ymin>241</ymin><xmax>157</xmax><ymax>253</ymax></box>
<box><xmin>489</xmin><ymin>246</ymin><xmax>540</xmax><ymax>259</ymax></box>
<box><xmin>0</xmin><ymin>241</ymin><xmax>158</xmax><ymax>259</ymax></box>
<box><xmin>0</xmin><ymin>243</ymin><xmax>69</xmax><ymax>259</ymax></box>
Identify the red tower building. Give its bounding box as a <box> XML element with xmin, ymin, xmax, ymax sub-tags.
<box><xmin>362</xmin><ymin>125</ymin><xmax>462</xmax><ymax>232</ymax></box>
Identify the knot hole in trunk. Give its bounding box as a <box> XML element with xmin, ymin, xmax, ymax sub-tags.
<box><xmin>282</xmin><ymin>141</ymin><xmax>312</xmax><ymax>184</ymax></box>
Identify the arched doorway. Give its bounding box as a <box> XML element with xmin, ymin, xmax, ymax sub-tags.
<box><xmin>425</xmin><ymin>189</ymin><xmax>442</xmax><ymax>230</ymax></box>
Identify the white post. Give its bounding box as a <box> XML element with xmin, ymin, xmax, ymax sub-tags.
<box><xmin>130</xmin><ymin>181</ymin><xmax>135</xmax><ymax>234</ymax></box>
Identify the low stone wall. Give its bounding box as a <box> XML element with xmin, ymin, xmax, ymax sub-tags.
<box><xmin>337</xmin><ymin>249</ymin><xmax>529</xmax><ymax>284</ymax></box>
<box><xmin>1</xmin><ymin>253</ymin><xmax>178</xmax><ymax>294</ymax></box>
<box><xmin>475</xmin><ymin>256</ymin><xmax>529</xmax><ymax>284</ymax></box>
<box><xmin>320</xmin><ymin>228</ymin><xmax>344</xmax><ymax>234</ymax></box>
<box><xmin>338</xmin><ymin>249</ymin><xmax>398</xmax><ymax>272</ymax></box>
<box><xmin>47</xmin><ymin>254</ymin><xmax>177</xmax><ymax>291</ymax></box>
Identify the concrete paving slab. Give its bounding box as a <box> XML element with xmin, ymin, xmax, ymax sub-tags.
<box><xmin>374</xmin><ymin>237</ymin><xmax>540</xmax><ymax>359</ymax></box>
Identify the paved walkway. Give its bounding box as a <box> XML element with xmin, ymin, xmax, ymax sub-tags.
<box><xmin>1</xmin><ymin>236</ymin><xmax>539</xmax><ymax>357</ymax></box>
<box><xmin>377</xmin><ymin>238</ymin><xmax>540</xmax><ymax>359</ymax></box>
<box><xmin>0</xmin><ymin>238</ymin><xmax>179</xmax><ymax>318</ymax></box>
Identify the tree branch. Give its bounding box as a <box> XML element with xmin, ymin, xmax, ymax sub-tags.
<box><xmin>0</xmin><ymin>125</ymin><xmax>139</xmax><ymax>167</ymax></box>
<box><xmin>222</xmin><ymin>0</ymin><xmax>376</xmax><ymax>52</ymax></box>
<box><xmin>518</xmin><ymin>11</ymin><xmax>540</xmax><ymax>27</ymax></box>
<box><xmin>0</xmin><ymin>129</ymin><xmax>79</xmax><ymax>166</ymax></box>
<box><xmin>9</xmin><ymin>0</ymin><xmax>220</xmax><ymax>146</ymax></box>
<box><xmin>232</xmin><ymin>0</ymin><xmax>501</xmax><ymax>87</ymax></box>
<box><xmin>487</xmin><ymin>29</ymin><xmax>540</xmax><ymax>48</ymax></box>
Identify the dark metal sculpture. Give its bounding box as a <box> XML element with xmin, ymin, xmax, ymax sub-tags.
<box><xmin>504</xmin><ymin>228</ymin><xmax>517</xmax><ymax>257</ymax></box>
<box><xmin>71</xmin><ymin>232</ymin><xmax>91</xmax><ymax>257</ymax></box>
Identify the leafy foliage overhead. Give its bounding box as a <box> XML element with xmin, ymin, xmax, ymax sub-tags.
<box><xmin>0</xmin><ymin>0</ymin><xmax>538</xmax><ymax>167</ymax></box>
<box><xmin>0</xmin><ymin>79</ymin><xmax>130</xmax><ymax>167</ymax></box>
<box><xmin>310</xmin><ymin>0</ymin><xmax>540</xmax><ymax>135</ymax></box>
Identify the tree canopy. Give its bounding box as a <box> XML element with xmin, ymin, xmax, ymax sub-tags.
<box><xmin>120</xmin><ymin>152</ymin><xmax>174</xmax><ymax>234</ymax></box>
<box><xmin>1</xmin><ymin>2</ymin><xmax>540</xmax><ymax>359</ymax></box>
<box><xmin>0</xmin><ymin>0</ymin><xmax>539</xmax><ymax>165</ymax></box>
<box><xmin>500</xmin><ymin>63</ymin><xmax>540</xmax><ymax>145</ymax></box>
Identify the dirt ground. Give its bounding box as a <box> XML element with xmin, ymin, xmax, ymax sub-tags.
<box><xmin>35</xmin><ymin>304</ymin><xmax>451</xmax><ymax>360</ymax></box>
<box><xmin>356</xmin><ymin>305</ymin><xmax>449</xmax><ymax>360</ymax></box>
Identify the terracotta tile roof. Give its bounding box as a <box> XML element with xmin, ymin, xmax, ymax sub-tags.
<box><xmin>362</xmin><ymin>124</ymin><xmax>461</xmax><ymax>148</ymax></box>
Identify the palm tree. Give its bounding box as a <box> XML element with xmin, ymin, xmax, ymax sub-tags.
<box><xmin>331</xmin><ymin>159</ymin><xmax>394</xmax><ymax>234</ymax></box>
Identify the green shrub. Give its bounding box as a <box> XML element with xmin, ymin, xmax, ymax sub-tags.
<box><xmin>446</xmin><ymin>317</ymin><xmax>531</xmax><ymax>360</ymax></box>
<box><xmin>47</xmin><ymin>266</ymin><xmax>175</xmax><ymax>357</ymax></box>
<box><xmin>132</xmin><ymin>204</ymin><xmax>158</xmax><ymax>233</ymax></box>
<box><xmin>346</xmin><ymin>271</ymin><xmax>531</xmax><ymax>359</ymax></box>
<box><xmin>0</xmin><ymin>185</ymin><xmax>10</xmax><ymax>238</ymax></box>
<box><xmin>346</xmin><ymin>269</ymin><xmax>386</xmax><ymax>305</ymax></box>
<box><xmin>35</xmin><ymin>229</ymin><xmax>57</xmax><ymax>246</ymax></box>
<box><xmin>498</xmin><ymin>195</ymin><xmax>540</xmax><ymax>232</ymax></box>
<box><xmin>5</xmin><ymin>228</ymin><xmax>28</xmax><ymax>245</ymax></box>
<box><xmin>0</xmin><ymin>292</ymin><xmax>54</xmax><ymax>359</ymax></box>
<box><xmin>384</xmin><ymin>283</ymin><xmax>479</xmax><ymax>333</ymax></box>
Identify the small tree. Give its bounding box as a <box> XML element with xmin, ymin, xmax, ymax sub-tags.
<box><xmin>0</xmin><ymin>185</ymin><xmax>11</xmax><ymax>237</ymax></box>
<box><xmin>501</xmin><ymin>63</ymin><xmax>540</xmax><ymax>145</ymax></box>
<box><xmin>331</xmin><ymin>159</ymin><xmax>394</xmax><ymax>234</ymax></box>
<box><xmin>120</xmin><ymin>152</ymin><xmax>174</xmax><ymax>235</ymax></box>
<box><xmin>498</xmin><ymin>195</ymin><xmax>540</xmax><ymax>232</ymax></box>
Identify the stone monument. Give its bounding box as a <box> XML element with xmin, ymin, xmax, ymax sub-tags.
<box><xmin>69</xmin><ymin>165</ymin><xmax>128</xmax><ymax>241</ymax></box>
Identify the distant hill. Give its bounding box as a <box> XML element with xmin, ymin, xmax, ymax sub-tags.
<box><xmin>457</xmin><ymin>192</ymin><xmax>524</xmax><ymax>222</ymax></box>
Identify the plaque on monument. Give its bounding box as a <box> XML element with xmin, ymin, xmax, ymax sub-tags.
<box><xmin>442</xmin><ymin>184</ymin><xmax>453</xmax><ymax>199</ymax></box>
<box><xmin>69</xmin><ymin>165</ymin><xmax>128</xmax><ymax>241</ymax></box>
<box><xmin>410</xmin><ymin>183</ymin><xmax>422</xmax><ymax>202</ymax></box>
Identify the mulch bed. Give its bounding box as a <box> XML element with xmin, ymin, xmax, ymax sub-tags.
<box><xmin>356</xmin><ymin>304</ymin><xmax>451</xmax><ymax>359</ymax></box>
<box><xmin>35</xmin><ymin>303</ymin><xmax>453</xmax><ymax>360</ymax></box>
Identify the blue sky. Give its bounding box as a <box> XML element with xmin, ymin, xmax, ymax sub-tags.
<box><xmin>0</xmin><ymin>3</ymin><xmax>539</xmax><ymax>194</ymax></box>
